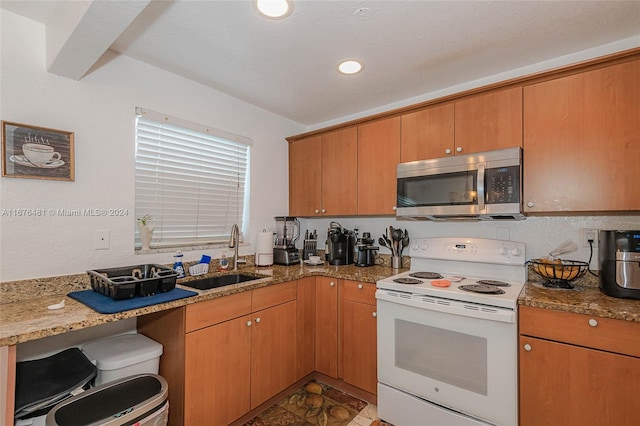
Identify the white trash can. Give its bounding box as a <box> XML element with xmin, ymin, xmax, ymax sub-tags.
<box><xmin>81</xmin><ymin>334</ymin><xmax>163</xmax><ymax>386</ymax></box>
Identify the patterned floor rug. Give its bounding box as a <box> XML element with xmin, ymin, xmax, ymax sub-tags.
<box><xmin>243</xmin><ymin>380</ymin><xmax>368</xmax><ymax>426</ymax></box>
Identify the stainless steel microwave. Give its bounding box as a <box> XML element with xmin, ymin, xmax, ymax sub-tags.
<box><xmin>396</xmin><ymin>147</ymin><xmax>524</xmax><ymax>220</ymax></box>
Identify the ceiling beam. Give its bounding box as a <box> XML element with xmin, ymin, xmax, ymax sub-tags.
<box><xmin>46</xmin><ymin>0</ymin><xmax>151</xmax><ymax>80</ymax></box>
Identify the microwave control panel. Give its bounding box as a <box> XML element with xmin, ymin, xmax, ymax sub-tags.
<box><xmin>486</xmin><ymin>165</ymin><xmax>520</xmax><ymax>204</ymax></box>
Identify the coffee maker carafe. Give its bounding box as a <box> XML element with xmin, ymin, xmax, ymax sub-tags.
<box><xmin>355</xmin><ymin>232</ymin><xmax>379</xmax><ymax>267</ymax></box>
<box><xmin>273</xmin><ymin>216</ymin><xmax>300</xmax><ymax>266</ymax></box>
<box><xmin>325</xmin><ymin>222</ymin><xmax>355</xmax><ymax>266</ymax></box>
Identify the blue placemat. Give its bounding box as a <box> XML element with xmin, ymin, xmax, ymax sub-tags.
<box><xmin>68</xmin><ymin>288</ymin><xmax>198</xmax><ymax>314</ymax></box>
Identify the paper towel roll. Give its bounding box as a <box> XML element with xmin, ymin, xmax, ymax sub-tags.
<box><xmin>255</xmin><ymin>230</ymin><xmax>274</xmax><ymax>266</ymax></box>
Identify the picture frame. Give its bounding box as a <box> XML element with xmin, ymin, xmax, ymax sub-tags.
<box><xmin>1</xmin><ymin>121</ymin><xmax>75</xmax><ymax>181</ymax></box>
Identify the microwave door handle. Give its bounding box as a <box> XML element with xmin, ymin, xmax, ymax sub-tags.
<box><xmin>477</xmin><ymin>163</ymin><xmax>486</xmax><ymax>211</ymax></box>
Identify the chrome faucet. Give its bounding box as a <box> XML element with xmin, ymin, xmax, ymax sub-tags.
<box><xmin>229</xmin><ymin>224</ymin><xmax>246</xmax><ymax>271</ymax></box>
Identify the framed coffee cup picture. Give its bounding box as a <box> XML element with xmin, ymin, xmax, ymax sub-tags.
<box><xmin>1</xmin><ymin>121</ymin><xmax>74</xmax><ymax>181</ymax></box>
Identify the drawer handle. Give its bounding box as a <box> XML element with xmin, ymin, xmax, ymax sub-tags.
<box><xmin>588</xmin><ymin>318</ymin><xmax>598</xmax><ymax>327</ymax></box>
<box><xmin>523</xmin><ymin>343</ymin><xmax>532</xmax><ymax>352</ymax></box>
<box><xmin>358</xmin><ymin>284</ymin><xmax>363</xmax><ymax>289</ymax></box>
<box><xmin>330</xmin><ymin>281</ymin><xmax>335</xmax><ymax>287</ymax></box>
<box><xmin>372</xmin><ymin>312</ymin><xmax>377</xmax><ymax>318</ymax></box>
<box><xmin>255</xmin><ymin>317</ymin><xmax>261</xmax><ymax>323</ymax></box>
<box><xmin>246</xmin><ymin>321</ymin><xmax>252</xmax><ymax>327</ymax></box>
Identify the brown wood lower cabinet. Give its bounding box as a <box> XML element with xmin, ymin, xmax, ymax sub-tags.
<box><xmin>250</xmin><ymin>299</ymin><xmax>297</xmax><ymax>409</ymax></box>
<box><xmin>296</xmin><ymin>277</ymin><xmax>316</xmax><ymax>379</ymax></box>
<box><xmin>139</xmin><ymin>278</ymin><xmax>379</xmax><ymax>425</ymax></box>
<box><xmin>519</xmin><ymin>306</ymin><xmax>640</xmax><ymax>426</ymax></box>
<box><xmin>341</xmin><ymin>280</ymin><xmax>377</xmax><ymax>394</ymax></box>
<box><xmin>138</xmin><ymin>281</ymin><xmax>298</xmax><ymax>426</ymax></box>
<box><xmin>315</xmin><ymin>276</ymin><xmax>339</xmax><ymax>378</ymax></box>
<box><xmin>185</xmin><ymin>313</ymin><xmax>251</xmax><ymax>425</ymax></box>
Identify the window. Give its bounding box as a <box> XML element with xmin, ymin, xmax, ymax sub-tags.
<box><xmin>135</xmin><ymin>108</ymin><xmax>250</xmax><ymax>250</ymax></box>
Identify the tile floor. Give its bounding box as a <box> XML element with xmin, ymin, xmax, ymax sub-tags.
<box><xmin>348</xmin><ymin>403</ymin><xmax>380</xmax><ymax>425</ymax></box>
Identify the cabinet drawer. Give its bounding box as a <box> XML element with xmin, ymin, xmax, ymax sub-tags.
<box><xmin>185</xmin><ymin>292</ymin><xmax>252</xmax><ymax>333</ymax></box>
<box><xmin>252</xmin><ymin>281</ymin><xmax>297</xmax><ymax>312</ymax></box>
<box><xmin>342</xmin><ymin>280</ymin><xmax>376</xmax><ymax>305</ymax></box>
<box><xmin>519</xmin><ymin>305</ymin><xmax>640</xmax><ymax>358</ymax></box>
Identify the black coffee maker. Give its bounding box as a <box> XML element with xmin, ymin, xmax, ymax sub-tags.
<box><xmin>355</xmin><ymin>232</ymin><xmax>379</xmax><ymax>267</ymax></box>
<box><xmin>325</xmin><ymin>222</ymin><xmax>355</xmax><ymax>266</ymax></box>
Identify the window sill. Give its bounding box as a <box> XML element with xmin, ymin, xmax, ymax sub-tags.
<box><xmin>136</xmin><ymin>242</ymin><xmax>249</xmax><ymax>255</ymax></box>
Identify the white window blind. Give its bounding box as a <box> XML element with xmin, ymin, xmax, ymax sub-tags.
<box><xmin>135</xmin><ymin>108</ymin><xmax>251</xmax><ymax>249</ymax></box>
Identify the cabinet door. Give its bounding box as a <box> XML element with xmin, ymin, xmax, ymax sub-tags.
<box><xmin>341</xmin><ymin>299</ymin><xmax>377</xmax><ymax>394</ymax></box>
<box><xmin>289</xmin><ymin>135</ymin><xmax>323</xmax><ymax>216</ymax></box>
<box><xmin>454</xmin><ymin>86</ymin><xmax>523</xmax><ymax>155</ymax></box>
<box><xmin>401</xmin><ymin>103</ymin><xmax>455</xmax><ymax>161</ymax></box>
<box><xmin>185</xmin><ymin>315</ymin><xmax>251</xmax><ymax>425</ymax></box>
<box><xmin>519</xmin><ymin>336</ymin><xmax>640</xmax><ymax>426</ymax></box>
<box><xmin>251</xmin><ymin>300</ymin><xmax>297</xmax><ymax>409</ymax></box>
<box><xmin>357</xmin><ymin>117</ymin><xmax>401</xmax><ymax>215</ymax></box>
<box><xmin>296</xmin><ymin>277</ymin><xmax>316</xmax><ymax>379</ymax></box>
<box><xmin>315</xmin><ymin>277</ymin><xmax>339</xmax><ymax>378</ymax></box>
<box><xmin>322</xmin><ymin>127</ymin><xmax>358</xmax><ymax>216</ymax></box>
<box><xmin>523</xmin><ymin>60</ymin><xmax>640</xmax><ymax>212</ymax></box>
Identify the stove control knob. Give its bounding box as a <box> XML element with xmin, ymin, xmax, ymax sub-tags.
<box><xmin>421</xmin><ymin>243</ymin><xmax>428</xmax><ymax>250</ymax></box>
<box><xmin>412</xmin><ymin>242</ymin><xmax>419</xmax><ymax>250</ymax></box>
<box><xmin>511</xmin><ymin>247</ymin><xmax>522</xmax><ymax>257</ymax></box>
<box><xmin>499</xmin><ymin>247</ymin><xmax>507</xmax><ymax>255</ymax></box>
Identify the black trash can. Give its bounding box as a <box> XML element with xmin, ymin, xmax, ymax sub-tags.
<box><xmin>45</xmin><ymin>374</ymin><xmax>168</xmax><ymax>426</ymax></box>
<box><xmin>14</xmin><ymin>348</ymin><xmax>97</xmax><ymax>420</ymax></box>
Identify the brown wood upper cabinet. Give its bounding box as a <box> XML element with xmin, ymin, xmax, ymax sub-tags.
<box><xmin>523</xmin><ymin>59</ymin><xmax>640</xmax><ymax>213</ymax></box>
<box><xmin>401</xmin><ymin>103</ymin><xmax>454</xmax><ymax>162</ymax></box>
<box><xmin>289</xmin><ymin>128</ymin><xmax>357</xmax><ymax>216</ymax></box>
<box><xmin>400</xmin><ymin>87</ymin><xmax>522</xmax><ymax>162</ymax></box>
<box><xmin>357</xmin><ymin>117</ymin><xmax>401</xmax><ymax>215</ymax></box>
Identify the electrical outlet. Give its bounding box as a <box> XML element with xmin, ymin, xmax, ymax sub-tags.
<box><xmin>583</xmin><ymin>228</ymin><xmax>598</xmax><ymax>248</ymax></box>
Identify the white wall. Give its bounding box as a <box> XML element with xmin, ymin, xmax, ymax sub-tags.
<box><xmin>2</xmin><ymin>11</ymin><xmax>638</xmax><ymax>282</ymax></box>
<box><xmin>0</xmin><ymin>11</ymin><xmax>305</xmax><ymax>281</ymax></box>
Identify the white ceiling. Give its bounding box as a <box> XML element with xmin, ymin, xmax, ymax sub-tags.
<box><xmin>2</xmin><ymin>0</ymin><xmax>640</xmax><ymax>127</ymax></box>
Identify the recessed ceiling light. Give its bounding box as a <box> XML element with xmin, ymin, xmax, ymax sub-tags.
<box><xmin>255</xmin><ymin>0</ymin><xmax>292</xmax><ymax>19</ymax></box>
<box><xmin>338</xmin><ymin>60</ymin><xmax>364</xmax><ymax>75</ymax></box>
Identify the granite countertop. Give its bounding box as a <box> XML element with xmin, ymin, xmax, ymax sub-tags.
<box><xmin>2</xmin><ymin>262</ymin><xmax>639</xmax><ymax>347</ymax></box>
<box><xmin>0</xmin><ymin>262</ymin><xmax>399</xmax><ymax>347</ymax></box>
<box><xmin>519</xmin><ymin>281</ymin><xmax>640</xmax><ymax>322</ymax></box>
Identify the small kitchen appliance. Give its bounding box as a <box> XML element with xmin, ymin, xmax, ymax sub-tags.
<box><xmin>376</xmin><ymin>237</ymin><xmax>526</xmax><ymax>426</ymax></box>
<box><xmin>273</xmin><ymin>216</ymin><xmax>300</xmax><ymax>266</ymax></box>
<box><xmin>355</xmin><ymin>232</ymin><xmax>379</xmax><ymax>267</ymax></box>
<box><xmin>599</xmin><ymin>230</ymin><xmax>640</xmax><ymax>300</ymax></box>
<box><xmin>396</xmin><ymin>147</ymin><xmax>524</xmax><ymax>220</ymax></box>
<box><xmin>325</xmin><ymin>222</ymin><xmax>355</xmax><ymax>265</ymax></box>
<box><xmin>255</xmin><ymin>230</ymin><xmax>274</xmax><ymax>266</ymax></box>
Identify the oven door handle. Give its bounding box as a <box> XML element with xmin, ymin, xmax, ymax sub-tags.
<box><xmin>477</xmin><ymin>163</ymin><xmax>486</xmax><ymax>212</ymax></box>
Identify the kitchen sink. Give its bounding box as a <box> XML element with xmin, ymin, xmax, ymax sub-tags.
<box><xmin>180</xmin><ymin>273</ymin><xmax>267</xmax><ymax>290</ymax></box>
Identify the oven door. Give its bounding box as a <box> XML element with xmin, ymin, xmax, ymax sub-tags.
<box><xmin>376</xmin><ymin>290</ymin><xmax>517</xmax><ymax>426</ymax></box>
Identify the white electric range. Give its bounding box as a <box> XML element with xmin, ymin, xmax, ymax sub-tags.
<box><xmin>376</xmin><ymin>237</ymin><xmax>526</xmax><ymax>426</ymax></box>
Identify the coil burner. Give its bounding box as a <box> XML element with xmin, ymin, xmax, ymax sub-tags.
<box><xmin>459</xmin><ymin>284</ymin><xmax>505</xmax><ymax>294</ymax></box>
<box><xmin>393</xmin><ymin>277</ymin><xmax>424</xmax><ymax>285</ymax></box>
<box><xmin>476</xmin><ymin>279</ymin><xmax>510</xmax><ymax>287</ymax></box>
<box><xmin>409</xmin><ymin>272</ymin><xmax>443</xmax><ymax>280</ymax></box>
